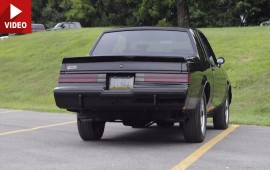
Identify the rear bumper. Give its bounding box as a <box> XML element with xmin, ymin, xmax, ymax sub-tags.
<box><xmin>54</xmin><ymin>86</ymin><xmax>188</xmax><ymax>111</ymax></box>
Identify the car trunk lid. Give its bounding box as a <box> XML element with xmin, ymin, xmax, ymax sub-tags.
<box><xmin>61</xmin><ymin>55</ymin><xmax>188</xmax><ymax>72</ymax></box>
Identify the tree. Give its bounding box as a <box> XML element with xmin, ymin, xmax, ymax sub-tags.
<box><xmin>93</xmin><ymin>0</ymin><xmax>139</xmax><ymax>26</ymax></box>
<box><xmin>30</xmin><ymin>0</ymin><xmax>270</xmax><ymax>28</ymax></box>
<box><xmin>134</xmin><ymin>0</ymin><xmax>176</xmax><ymax>26</ymax></box>
<box><xmin>176</xmin><ymin>0</ymin><xmax>190</xmax><ymax>27</ymax></box>
<box><xmin>234</xmin><ymin>0</ymin><xmax>268</xmax><ymax>26</ymax></box>
<box><xmin>65</xmin><ymin>0</ymin><xmax>95</xmax><ymax>26</ymax></box>
<box><xmin>38</xmin><ymin>0</ymin><xmax>67</xmax><ymax>28</ymax></box>
<box><xmin>32</xmin><ymin>0</ymin><xmax>48</xmax><ymax>25</ymax></box>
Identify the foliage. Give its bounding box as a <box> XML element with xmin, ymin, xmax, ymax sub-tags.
<box><xmin>31</xmin><ymin>0</ymin><xmax>270</xmax><ymax>28</ymax></box>
<box><xmin>65</xmin><ymin>0</ymin><xmax>96</xmax><ymax>26</ymax></box>
<box><xmin>134</xmin><ymin>0</ymin><xmax>177</xmax><ymax>26</ymax></box>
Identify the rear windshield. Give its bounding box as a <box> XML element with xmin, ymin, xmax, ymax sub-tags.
<box><xmin>92</xmin><ymin>30</ymin><xmax>195</xmax><ymax>57</ymax></box>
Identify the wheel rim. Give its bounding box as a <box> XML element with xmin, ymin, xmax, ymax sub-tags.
<box><xmin>225</xmin><ymin>98</ymin><xmax>229</xmax><ymax>125</ymax></box>
<box><xmin>200</xmin><ymin>98</ymin><xmax>206</xmax><ymax>134</ymax></box>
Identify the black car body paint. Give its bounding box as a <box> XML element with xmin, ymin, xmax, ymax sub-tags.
<box><xmin>54</xmin><ymin>27</ymin><xmax>231</xmax><ymax>142</ymax></box>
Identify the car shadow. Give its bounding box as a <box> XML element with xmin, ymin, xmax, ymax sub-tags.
<box><xmin>102</xmin><ymin>126</ymin><xmax>184</xmax><ymax>144</ymax></box>
<box><xmin>90</xmin><ymin>124</ymin><xmax>217</xmax><ymax>146</ymax></box>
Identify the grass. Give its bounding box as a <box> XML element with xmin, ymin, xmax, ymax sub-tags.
<box><xmin>0</xmin><ymin>27</ymin><xmax>269</xmax><ymax>125</ymax></box>
<box><xmin>201</xmin><ymin>27</ymin><xmax>270</xmax><ymax>126</ymax></box>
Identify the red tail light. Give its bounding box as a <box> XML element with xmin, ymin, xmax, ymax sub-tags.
<box><xmin>58</xmin><ymin>74</ymin><xmax>106</xmax><ymax>83</ymax></box>
<box><xmin>135</xmin><ymin>73</ymin><xmax>189</xmax><ymax>83</ymax></box>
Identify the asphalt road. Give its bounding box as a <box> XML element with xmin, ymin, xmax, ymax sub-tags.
<box><xmin>0</xmin><ymin>109</ymin><xmax>269</xmax><ymax>170</ymax></box>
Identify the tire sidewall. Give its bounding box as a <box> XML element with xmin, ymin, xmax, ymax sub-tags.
<box><xmin>200</xmin><ymin>93</ymin><xmax>207</xmax><ymax>139</ymax></box>
<box><xmin>183</xmin><ymin>93</ymin><xmax>207</xmax><ymax>143</ymax></box>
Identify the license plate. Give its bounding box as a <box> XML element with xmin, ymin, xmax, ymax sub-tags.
<box><xmin>109</xmin><ymin>77</ymin><xmax>134</xmax><ymax>90</ymax></box>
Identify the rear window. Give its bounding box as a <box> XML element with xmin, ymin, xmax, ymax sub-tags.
<box><xmin>92</xmin><ymin>30</ymin><xmax>195</xmax><ymax>57</ymax></box>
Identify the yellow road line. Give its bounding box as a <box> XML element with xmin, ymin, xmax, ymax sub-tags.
<box><xmin>171</xmin><ymin>125</ymin><xmax>240</xmax><ymax>170</ymax></box>
<box><xmin>0</xmin><ymin>121</ymin><xmax>76</xmax><ymax>136</ymax></box>
<box><xmin>0</xmin><ymin>110</ymin><xmax>22</xmax><ymax>114</ymax></box>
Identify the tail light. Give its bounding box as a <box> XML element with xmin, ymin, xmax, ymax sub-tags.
<box><xmin>135</xmin><ymin>73</ymin><xmax>189</xmax><ymax>83</ymax></box>
<box><xmin>58</xmin><ymin>74</ymin><xmax>106</xmax><ymax>83</ymax></box>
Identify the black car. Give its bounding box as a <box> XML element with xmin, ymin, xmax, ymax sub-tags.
<box><xmin>54</xmin><ymin>27</ymin><xmax>232</xmax><ymax>143</ymax></box>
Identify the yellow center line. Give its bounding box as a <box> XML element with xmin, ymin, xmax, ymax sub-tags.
<box><xmin>0</xmin><ymin>110</ymin><xmax>22</xmax><ymax>114</ymax></box>
<box><xmin>171</xmin><ymin>125</ymin><xmax>240</xmax><ymax>170</ymax></box>
<box><xmin>0</xmin><ymin>121</ymin><xmax>77</xmax><ymax>136</ymax></box>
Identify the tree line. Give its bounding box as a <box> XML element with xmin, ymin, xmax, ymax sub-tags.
<box><xmin>31</xmin><ymin>0</ymin><xmax>270</xmax><ymax>28</ymax></box>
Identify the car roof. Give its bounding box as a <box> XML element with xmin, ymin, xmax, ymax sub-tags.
<box><xmin>59</xmin><ymin>22</ymin><xmax>80</xmax><ymax>24</ymax></box>
<box><xmin>32</xmin><ymin>24</ymin><xmax>44</xmax><ymax>26</ymax></box>
<box><xmin>103</xmin><ymin>27</ymin><xmax>191</xmax><ymax>33</ymax></box>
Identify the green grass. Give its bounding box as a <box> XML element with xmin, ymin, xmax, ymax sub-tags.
<box><xmin>201</xmin><ymin>27</ymin><xmax>270</xmax><ymax>126</ymax></box>
<box><xmin>0</xmin><ymin>27</ymin><xmax>269</xmax><ymax>125</ymax></box>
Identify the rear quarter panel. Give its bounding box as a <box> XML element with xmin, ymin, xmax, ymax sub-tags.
<box><xmin>184</xmin><ymin>57</ymin><xmax>214</xmax><ymax>112</ymax></box>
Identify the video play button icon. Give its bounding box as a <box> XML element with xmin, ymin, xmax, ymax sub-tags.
<box><xmin>10</xmin><ymin>4</ymin><xmax>22</xmax><ymax>20</ymax></box>
<box><xmin>0</xmin><ymin>0</ymin><xmax>32</xmax><ymax>33</ymax></box>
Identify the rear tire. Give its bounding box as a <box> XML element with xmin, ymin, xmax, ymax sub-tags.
<box><xmin>183</xmin><ymin>93</ymin><xmax>207</xmax><ymax>143</ymax></box>
<box><xmin>156</xmin><ymin>121</ymin><xmax>174</xmax><ymax>128</ymax></box>
<box><xmin>77</xmin><ymin>118</ymin><xmax>105</xmax><ymax>141</ymax></box>
<box><xmin>213</xmin><ymin>96</ymin><xmax>229</xmax><ymax>129</ymax></box>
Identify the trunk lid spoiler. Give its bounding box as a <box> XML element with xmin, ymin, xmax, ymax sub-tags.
<box><xmin>62</xmin><ymin>55</ymin><xmax>187</xmax><ymax>64</ymax></box>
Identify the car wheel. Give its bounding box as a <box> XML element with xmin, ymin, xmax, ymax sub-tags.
<box><xmin>213</xmin><ymin>96</ymin><xmax>229</xmax><ymax>129</ymax></box>
<box><xmin>77</xmin><ymin>117</ymin><xmax>105</xmax><ymax>141</ymax></box>
<box><xmin>183</xmin><ymin>93</ymin><xmax>207</xmax><ymax>143</ymax></box>
<box><xmin>156</xmin><ymin>121</ymin><xmax>174</xmax><ymax>128</ymax></box>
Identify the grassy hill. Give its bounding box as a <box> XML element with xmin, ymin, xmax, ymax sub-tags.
<box><xmin>0</xmin><ymin>27</ymin><xmax>269</xmax><ymax>126</ymax></box>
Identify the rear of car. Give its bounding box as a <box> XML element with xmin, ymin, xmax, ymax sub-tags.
<box><xmin>55</xmin><ymin>29</ymin><xmax>194</xmax><ymax>117</ymax></box>
<box><xmin>32</xmin><ymin>24</ymin><xmax>45</xmax><ymax>32</ymax></box>
<box><xmin>54</xmin><ymin>27</ymin><xmax>211</xmax><ymax>142</ymax></box>
<box><xmin>55</xmin><ymin>56</ymin><xmax>189</xmax><ymax>117</ymax></box>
